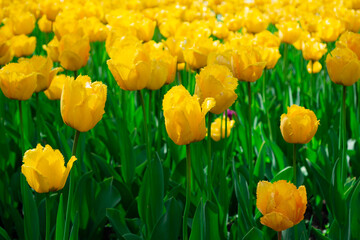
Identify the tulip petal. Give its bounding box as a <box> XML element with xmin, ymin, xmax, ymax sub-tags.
<box><xmin>260</xmin><ymin>212</ymin><xmax>294</xmax><ymax>232</ymax></box>
<box><xmin>256</xmin><ymin>181</ymin><xmax>274</xmax><ymax>214</ymax></box>
<box><xmin>58</xmin><ymin>156</ymin><xmax>77</xmax><ymax>191</ymax></box>
<box><xmin>21</xmin><ymin>165</ymin><xmax>50</xmax><ymax>193</ymax></box>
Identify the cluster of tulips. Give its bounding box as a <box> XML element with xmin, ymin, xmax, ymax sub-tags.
<box><xmin>0</xmin><ymin>0</ymin><xmax>360</xmax><ymax>239</ymax></box>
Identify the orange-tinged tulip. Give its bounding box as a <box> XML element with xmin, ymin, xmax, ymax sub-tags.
<box><xmin>0</xmin><ymin>61</ymin><xmax>37</xmax><ymax>100</ymax></box>
<box><xmin>43</xmin><ymin>37</ymin><xmax>59</xmax><ymax>62</ymax></box>
<box><xmin>38</xmin><ymin>15</ymin><xmax>53</xmax><ymax>33</ymax></box>
<box><xmin>307</xmin><ymin>60</ymin><xmax>322</xmax><ymax>74</ymax></box>
<box><xmin>256</xmin><ymin>180</ymin><xmax>307</xmax><ymax>232</ymax></box>
<box><xmin>210</xmin><ymin>117</ymin><xmax>235</xmax><ymax>142</ymax></box>
<box><xmin>61</xmin><ymin>75</ymin><xmax>107</xmax><ymax>132</ymax></box>
<box><xmin>9</xmin><ymin>35</ymin><xmax>36</xmax><ymax>57</ymax></box>
<box><xmin>19</xmin><ymin>55</ymin><xmax>62</xmax><ymax>92</ymax></box>
<box><xmin>107</xmin><ymin>45</ymin><xmax>151</xmax><ymax>91</ymax></box>
<box><xmin>326</xmin><ymin>47</ymin><xmax>360</xmax><ymax>86</ymax></box>
<box><xmin>10</xmin><ymin>11</ymin><xmax>36</xmax><ymax>35</ymax></box>
<box><xmin>183</xmin><ymin>36</ymin><xmax>219</xmax><ymax>70</ymax></box>
<box><xmin>336</xmin><ymin>31</ymin><xmax>360</xmax><ymax>60</ymax></box>
<box><xmin>163</xmin><ymin>85</ymin><xmax>215</xmax><ymax>145</ymax></box>
<box><xmin>280</xmin><ymin>105</ymin><xmax>319</xmax><ymax>144</ymax></box>
<box><xmin>44</xmin><ymin>74</ymin><xmax>68</xmax><ymax>100</ymax></box>
<box><xmin>276</xmin><ymin>21</ymin><xmax>302</xmax><ymax>44</ymax></box>
<box><xmin>58</xmin><ymin>33</ymin><xmax>90</xmax><ymax>71</ymax></box>
<box><xmin>195</xmin><ymin>64</ymin><xmax>238</xmax><ymax>114</ymax></box>
<box><xmin>22</xmin><ymin>144</ymin><xmax>77</xmax><ymax>193</ymax></box>
<box><xmin>143</xmin><ymin>41</ymin><xmax>177</xmax><ymax>90</ymax></box>
<box><xmin>302</xmin><ymin>38</ymin><xmax>327</xmax><ymax>61</ymax></box>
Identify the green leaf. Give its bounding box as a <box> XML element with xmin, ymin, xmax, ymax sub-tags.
<box><xmin>55</xmin><ymin>194</ymin><xmax>65</xmax><ymax>240</ymax></box>
<box><xmin>0</xmin><ymin>226</ymin><xmax>11</xmax><ymax>240</ymax></box>
<box><xmin>271</xmin><ymin>166</ymin><xmax>293</xmax><ymax>183</ymax></box>
<box><xmin>150</xmin><ymin>198</ymin><xmax>182</xmax><ymax>240</ymax></box>
<box><xmin>69</xmin><ymin>212</ymin><xmax>79</xmax><ymax>240</ymax></box>
<box><xmin>330</xmin><ymin>160</ymin><xmax>347</xmax><ymax>225</ymax></box>
<box><xmin>106</xmin><ymin>208</ymin><xmax>130</xmax><ymax>239</ymax></box>
<box><xmin>350</xmin><ymin>180</ymin><xmax>360</xmax><ymax>239</ymax></box>
<box><xmin>242</xmin><ymin>227</ymin><xmax>263</xmax><ymax>240</ymax></box>
<box><xmin>189</xmin><ymin>200</ymin><xmax>205</xmax><ymax>240</ymax></box>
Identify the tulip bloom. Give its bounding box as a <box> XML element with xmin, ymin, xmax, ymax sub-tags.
<box><xmin>40</xmin><ymin>0</ymin><xmax>61</xmax><ymax>21</ymax></box>
<box><xmin>19</xmin><ymin>55</ymin><xmax>62</xmax><ymax>92</ymax></box>
<box><xmin>0</xmin><ymin>37</ymin><xmax>13</xmax><ymax>65</ymax></box>
<box><xmin>107</xmin><ymin>45</ymin><xmax>151</xmax><ymax>91</ymax></box>
<box><xmin>44</xmin><ymin>74</ymin><xmax>68</xmax><ymax>100</ymax></box>
<box><xmin>0</xmin><ymin>61</ymin><xmax>37</xmax><ymax>100</ymax></box>
<box><xmin>9</xmin><ymin>11</ymin><xmax>36</xmax><ymax>35</ymax></box>
<box><xmin>280</xmin><ymin>105</ymin><xmax>319</xmax><ymax>144</ymax></box>
<box><xmin>9</xmin><ymin>35</ymin><xmax>36</xmax><ymax>58</ymax></box>
<box><xmin>43</xmin><ymin>37</ymin><xmax>60</xmax><ymax>62</ymax></box>
<box><xmin>195</xmin><ymin>64</ymin><xmax>238</xmax><ymax>114</ymax></box>
<box><xmin>211</xmin><ymin>117</ymin><xmax>235</xmax><ymax>142</ymax></box>
<box><xmin>61</xmin><ymin>75</ymin><xmax>107</xmax><ymax>132</ymax></box>
<box><xmin>336</xmin><ymin>31</ymin><xmax>360</xmax><ymax>60</ymax></box>
<box><xmin>22</xmin><ymin>144</ymin><xmax>77</xmax><ymax>193</ymax></box>
<box><xmin>38</xmin><ymin>15</ymin><xmax>53</xmax><ymax>33</ymax></box>
<box><xmin>326</xmin><ymin>47</ymin><xmax>360</xmax><ymax>86</ymax></box>
<box><xmin>256</xmin><ymin>180</ymin><xmax>307</xmax><ymax>232</ymax></box>
<box><xmin>244</xmin><ymin>8</ymin><xmax>269</xmax><ymax>34</ymax></box>
<box><xmin>163</xmin><ymin>85</ymin><xmax>215</xmax><ymax>145</ymax></box>
<box><xmin>276</xmin><ymin>21</ymin><xmax>302</xmax><ymax>44</ymax></box>
<box><xmin>317</xmin><ymin>18</ymin><xmax>345</xmax><ymax>43</ymax></box>
<box><xmin>58</xmin><ymin>33</ymin><xmax>90</xmax><ymax>71</ymax></box>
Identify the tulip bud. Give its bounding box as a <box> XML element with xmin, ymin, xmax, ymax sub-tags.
<box><xmin>280</xmin><ymin>105</ymin><xmax>319</xmax><ymax>144</ymax></box>
<box><xmin>22</xmin><ymin>144</ymin><xmax>77</xmax><ymax>193</ymax></box>
<box><xmin>61</xmin><ymin>75</ymin><xmax>107</xmax><ymax>132</ymax></box>
<box><xmin>210</xmin><ymin>117</ymin><xmax>235</xmax><ymax>142</ymax></box>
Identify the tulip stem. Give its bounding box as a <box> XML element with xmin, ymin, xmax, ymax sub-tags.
<box><xmin>207</xmin><ymin>113</ymin><xmax>212</xmax><ymax>199</ymax></box>
<box><xmin>310</xmin><ymin>62</ymin><xmax>313</xmax><ymax>108</ymax></box>
<box><xmin>278</xmin><ymin>231</ymin><xmax>282</xmax><ymax>240</ymax></box>
<box><xmin>36</xmin><ymin>92</ymin><xmax>41</xmax><ymax>142</ymax></box>
<box><xmin>223</xmin><ymin>111</ymin><xmax>228</xmax><ymax>169</ymax></box>
<box><xmin>74</xmin><ymin>70</ymin><xmax>78</xmax><ymax>79</ymax></box>
<box><xmin>138</xmin><ymin>90</ymin><xmax>152</xmax><ymax>167</ymax></box>
<box><xmin>283</xmin><ymin>43</ymin><xmax>288</xmax><ymax>82</ymax></box>
<box><xmin>18</xmin><ymin>101</ymin><xmax>25</xmax><ymax>154</ymax></box>
<box><xmin>45</xmin><ymin>193</ymin><xmax>51</xmax><ymax>240</ymax></box>
<box><xmin>341</xmin><ymin>86</ymin><xmax>347</xmax><ymax>183</ymax></box>
<box><xmin>293</xmin><ymin>144</ymin><xmax>297</xmax><ymax>186</ymax></box>
<box><xmin>183</xmin><ymin>144</ymin><xmax>191</xmax><ymax>240</ymax></box>
<box><xmin>263</xmin><ymin>70</ymin><xmax>273</xmax><ymax>141</ymax></box>
<box><xmin>63</xmin><ymin>129</ymin><xmax>80</xmax><ymax>240</ymax></box>
<box><xmin>247</xmin><ymin>81</ymin><xmax>254</xmax><ymax>213</ymax></box>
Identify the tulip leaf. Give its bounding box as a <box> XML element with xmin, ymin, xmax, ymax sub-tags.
<box><xmin>242</xmin><ymin>227</ymin><xmax>263</xmax><ymax>240</ymax></box>
<box><xmin>55</xmin><ymin>194</ymin><xmax>65</xmax><ymax>240</ymax></box>
<box><xmin>69</xmin><ymin>212</ymin><xmax>79</xmax><ymax>240</ymax></box>
<box><xmin>330</xmin><ymin>159</ymin><xmax>347</xmax><ymax>225</ymax></box>
<box><xmin>123</xmin><ymin>233</ymin><xmax>143</xmax><ymax>240</ymax></box>
<box><xmin>150</xmin><ymin>198</ymin><xmax>182</xmax><ymax>240</ymax></box>
<box><xmin>271</xmin><ymin>166</ymin><xmax>293</xmax><ymax>183</ymax></box>
<box><xmin>106</xmin><ymin>208</ymin><xmax>130</xmax><ymax>239</ymax></box>
<box><xmin>0</xmin><ymin>226</ymin><xmax>11</xmax><ymax>240</ymax></box>
<box><xmin>350</xmin><ymin>180</ymin><xmax>360</xmax><ymax>239</ymax></box>
<box><xmin>189</xmin><ymin>200</ymin><xmax>205</xmax><ymax>240</ymax></box>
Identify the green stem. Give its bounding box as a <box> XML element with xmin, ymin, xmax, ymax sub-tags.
<box><xmin>357</xmin><ymin>81</ymin><xmax>360</xmax><ymax>121</ymax></box>
<box><xmin>223</xmin><ymin>111</ymin><xmax>228</xmax><ymax>170</ymax></box>
<box><xmin>63</xmin><ymin>130</ymin><xmax>80</xmax><ymax>240</ymax></box>
<box><xmin>263</xmin><ymin>70</ymin><xmax>273</xmax><ymax>141</ymax></box>
<box><xmin>207</xmin><ymin>113</ymin><xmax>212</xmax><ymax>199</ymax></box>
<box><xmin>283</xmin><ymin>43</ymin><xmax>289</xmax><ymax>82</ymax></box>
<box><xmin>177</xmin><ymin>66</ymin><xmax>182</xmax><ymax>85</ymax></box>
<box><xmin>278</xmin><ymin>231</ymin><xmax>282</xmax><ymax>240</ymax></box>
<box><xmin>183</xmin><ymin>144</ymin><xmax>192</xmax><ymax>240</ymax></box>
<box><xmin>293</xmin><ymin>144</ymin><xmax>297</xmax><ymax>187</ymax></box>
<box><xmin>310</xmin><ymin>62</ymin><xmax>313</xmax><ymax>108</ymax></box>
<box><xmin>138</xmin><ymin>90</ymin><xmax>151</xmax><ymax>166</ymax></box>
<box><xmin>247</xmin><ymin>82</ymin><xmax>253</xmax><ymax>212</ymax></box>
<box><xmin>341</xmin><ymin>86</ymin><xmax>347</xmax><ymax>183</ymax></box>
<box><xmin>36</xmin><ymin>92</ymin><xmax>41</xmax><ymax>142</ymax></box>
<box><xmin>74</xmin><ymin>70</ymin><xmax>78</xmax><ymax>79</ymax></box>
<box><xmin>18</xmin><ymin>101</ymin><xmax>25</xmax><ymax>154</ymax></box>
<box><xmin>46</xmin><ymin>193</ymin><xmax>51</xmax><ymax>240</ymax></box>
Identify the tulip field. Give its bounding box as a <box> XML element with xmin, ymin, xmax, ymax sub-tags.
<box><xmin>1</xmin><ymin>0</ymin><xmax>360</xmax><ymax>240</ymax></box>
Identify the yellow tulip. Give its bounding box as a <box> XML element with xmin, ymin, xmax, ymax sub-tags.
<box><xmin>336</xmin><ymin>31</ymin><xmax>360</xmax><ymax>60</ymax></box>
<box><xmin>210</xmin><ymin>117</ymin><xmax>235</xmax><ymax>142</ymax></box>
<box><xmin>212</xmin><ymin>21</ymin><xmax>229</xmax><ymax>39</ymax></box>
<box><xmin>9</xmin><ymin>11</ymin><xmax>36</xmax><ymax>35</ymax></box>
<box><xmin>244</xmin><ymin>8</ymin><xmax>269</xmax><ymax>34</ymax></box>
<box><xmin>58</xmin><ymin>33</ymin><xmax>90</xmax><ymax>71</ymax></box>
<box><xmin>9</xmin><ymin>35</ymin><xmax>36</xmax><ymax>57</ymax></box>
<box><xmin>135</xmin><ymin>17</ymin><xmax>156</xmax><ymax>42</ymax></box>
<box><xmin>326</xmin><ymin>47</ymin><xmax>360</xmax><ymax>86</ymax></box>
<box><xmin>38</xmin><ymin>15</ymin><xmax>53</xmax><ymax>33</ymax></box>
<box><xmin>256</xmin><ymin>180</ymin><xmax>307</xmax><ymax>232</ymax></box>
<box><xmin>53</xmin><ymin>14</ymin><xmax>83</xmax><ymax>40</ymax></box>
<box><xmin>302</xmin><ymin>38</ymin><xmax>327</xmax><ymax>61</ymax></box>
<box><xmin>280</xmin><ymin>105</ymin><xmax>319</xmax><ymax>144</ymax></box>
<box><xmin>143</xmin><ymin>41</ymin><xmax>177</xmax><ymax>90</ymax></box>
<box><xmin>253</xmin><ymin>30</ymin><xmax>281</xmax><ymax>48</ymax></box>
<box><xmin>163</xmin><ymin>85</ymin><xmax>215</xmax><ymax>145</ymax></box>
<box><xmin>0</xmin><ymin>61</ymin><xmax>37</xmax><ymax>100</ymax></box>
<box><xmin>61</xmin><ymin>75</ymin><xmax>107</xmax><ymax>132</ymax></box>
<box><xmin>159</xmin><ymin>18</ymin><xmax>182</xmax><ymax>38</ymax></box>
<box><xmin>223</xmin><ymin>13</ymin><xmax>243</xmax><ymax>32</ymax></box>
<box><xmin>44</xmin><ymin>74</ymin><xmax>68</xmax><ymax>100</ymax></box>
<box><xmin>0</xmin><ymin>35</ymin><xmax>13</xmax><ymax>65</ymax></box>
<box><xmin>79</xmin><ymin>17</ymin><xmax>108</xmax><ymax>43</ymax></box>
<box><xmin>40</xmin><ymin>0</ymin><xmax>61</xmax><ymax>21</ymax></box>
<box><xmin>163</xmin><ymin>36</ymin><xmax>187</xmax><ymax>63</ymax></box>
<box><xmin>259</xmin><ymin>46</ymin><xmax>281</xmax><ymax>69</ymax></box>
<box><xmin>105</xmin><ymin>30</ymin><xmax>141</xmax><ymax>59</ymax></box>
<box><xmin>307</xmin><ymin>60</ymin><xmax>322</xmax><ymax>74</ymax></box>
<box><xmin>107</xmin><ymin>45</ymin><xmax>151</xmax><ymax>91</ymax></box>
<box><xmin>195</xmin><ymin>64</ymin><xmax>238</xmax><ymax>114</ymax></box>
<box><xmin>22</xmin><ymin>144</ymin><xmax>77</xmax><ymax>193</ymax></box>
<box><xmin>276</xmin><ymin>21</ymin><xmax>302</xmax><ymax>44</ymax></box>
<box><xmin>341</xmin><ymin>9</ymin><xmax>360</xmax><ymax>33</ymax></box>
<box><xmin>183</xmin><ymin>36</ymin><xmax>219</xmax><ymax>70</ymax></box>
<box><xmin>19</xmin><ymin>55</ymin><xmax>62</xmax><ymax>92</ymax></box>
<box><xmin>43</xmin><ymin>37</ymin><xmax>59</xmax><ymax>62</ymax></box>
<box><xmin>317</xmin><ymin>18</ymin><xmax>345</xmax><ymax>42</ymax></box>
